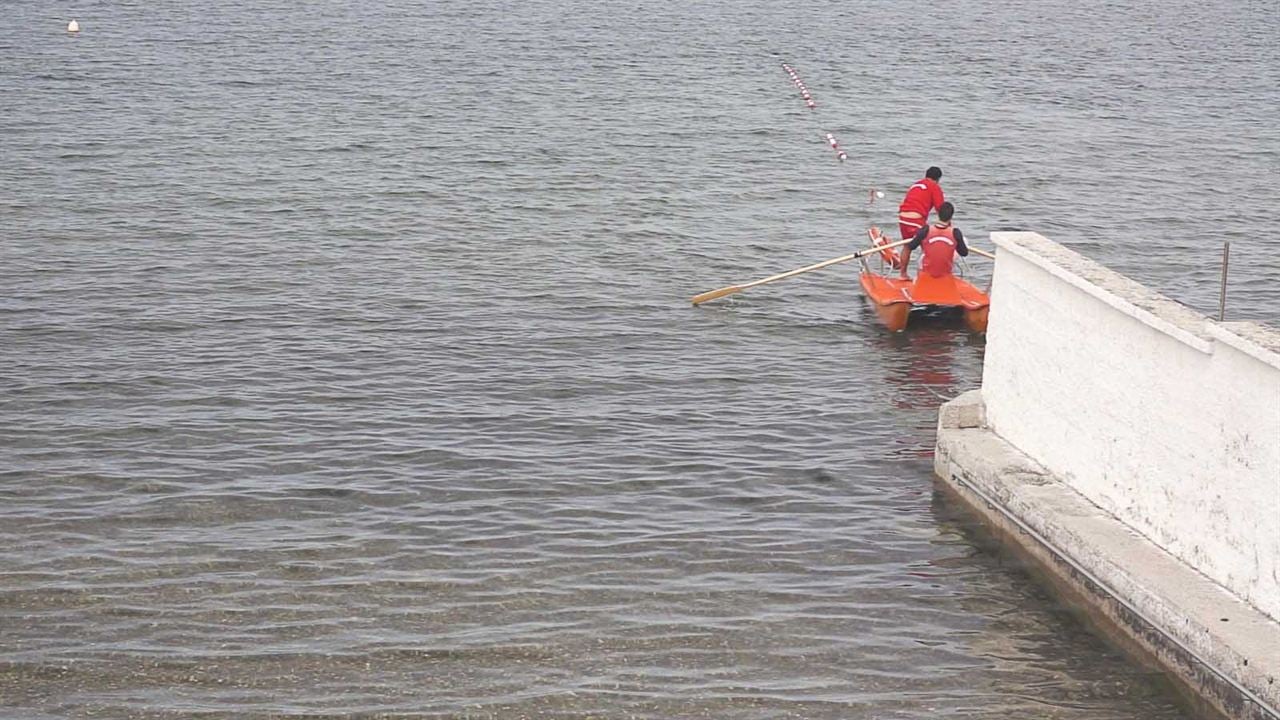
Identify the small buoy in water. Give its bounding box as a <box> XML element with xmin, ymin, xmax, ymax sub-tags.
<box><xmin>67</xmin><ymin>19</ymin><xmax>80</xmax><ymax>32</ymax></box>
<box><xmin>876</xmin><ymin>191</ymin><xmax>885</xmax><ymax>199</ymax></box>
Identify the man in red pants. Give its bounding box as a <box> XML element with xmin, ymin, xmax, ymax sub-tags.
<box><xmin>899</xmin><ymin>201</ymin><xmax>969</xmax><ymax>279</ymax></box>
<box><xmin>897</xmin><ymin>166</ymin><xmax>945</xmax><ymax>241</ymax></box>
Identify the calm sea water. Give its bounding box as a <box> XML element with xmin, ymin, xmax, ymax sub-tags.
<box><xmin>3</xmin><ymin>0</ymin><xmax>1276</xmax><ymax>717</ymax></box>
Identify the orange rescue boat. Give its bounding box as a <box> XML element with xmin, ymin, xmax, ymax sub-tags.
<box><xmin>858</xmin><ymin>227</ymin><xmax>990</xmax><ymax>333</ymax></box>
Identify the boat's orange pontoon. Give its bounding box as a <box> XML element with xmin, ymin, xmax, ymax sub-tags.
<box><xmin>858</xmin><ymin>227</ymin><xmax>990</xmax><ymax>333</ymax></box>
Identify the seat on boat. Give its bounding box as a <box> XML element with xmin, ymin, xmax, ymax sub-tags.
<box><xmin>908</xmin><ymin>272</ymin><xmax>988</xmax><ymax>309</ymax></box>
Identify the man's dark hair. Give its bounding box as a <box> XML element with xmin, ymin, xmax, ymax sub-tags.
<box><xmin>937</xmin><ymin>201</ymin><xmax>954</xmax><ymax>222</ymax></box>
<box><xmin>926</xmin><ymin>166</ymin><xmax>942</xmax><ymax>181</ymax></box>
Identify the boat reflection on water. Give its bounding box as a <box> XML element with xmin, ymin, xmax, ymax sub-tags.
<box><xmin>862</xmin><ymin>308</ymin><xmax>987</xmax><ymax>466</ymax></box>
<box><xmin>866</xmin><ymin>305</ymin><xmax>984</xmax><ymax>397</ymax></box>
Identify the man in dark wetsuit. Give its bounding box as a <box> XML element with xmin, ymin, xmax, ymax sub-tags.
<box><xmin>898</xmin><ymin>201</ymin><xmax>969</xmax><ymax>279</ymax></box>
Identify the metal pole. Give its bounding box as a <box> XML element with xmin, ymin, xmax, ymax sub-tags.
<box><xmin>1218</xmin><ymin>241</ymin><xmax>1230</xmax><ymax>322</ymax></box>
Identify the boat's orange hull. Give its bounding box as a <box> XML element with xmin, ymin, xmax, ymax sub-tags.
<box><xmin>963</xmin><ymin>304</ymin><xmax>989</xmax><ymax>333</ymax></box>
<box><xmin>858</xmin><ymin>271</ymin><xmax>990</xmax><ymax>333</ymax></box>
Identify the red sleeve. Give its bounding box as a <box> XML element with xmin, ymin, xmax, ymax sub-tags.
<box><xmin>932</xmin><ymin>182</ymin><xmax>945</xmax><ymax>211</ymax></box>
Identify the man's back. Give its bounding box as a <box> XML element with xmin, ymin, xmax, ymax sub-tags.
<box><xmin>899</xmin><ymin>177</ymin><xmax>945</xmax><ymax>216</ymax></box>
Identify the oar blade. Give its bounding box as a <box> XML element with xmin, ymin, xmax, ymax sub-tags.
<box><xmin>691</xmin><ymin>285</ymin><xmax>743</xmax><ymax>305</ymax></box>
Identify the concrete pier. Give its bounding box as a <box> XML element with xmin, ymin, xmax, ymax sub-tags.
<box><xmin>934</xmin><ymin>232</ymin><xmax>1280</xmax><ymax>720</ymax></box>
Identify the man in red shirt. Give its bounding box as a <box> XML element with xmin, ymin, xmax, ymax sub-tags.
<box><xmin>899</xmin><ymin>201</ymin><xmax>969</xmax><ymax>279</ymax></box>
<box><xmin>897</xmin><ymin>166</ymin><xmax>945</xmax><ymax>241</ymax></box>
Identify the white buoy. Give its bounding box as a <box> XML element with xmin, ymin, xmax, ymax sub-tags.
<box><xmin>876</xmin><ymin>191</ymin><xmax>885</xmax><ymax>199</ymax></box>
<box><xmin>67</xmin><ymin>19</ymin><xmax>80</xmax><ymax>32</ymax></box>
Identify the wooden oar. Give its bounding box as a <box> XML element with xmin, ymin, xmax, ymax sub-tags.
<box><xmin>969</xmin><ymin>247</ymin><xmax>996</xmax><ymax>260</ymax></box>
<box><xmin>691</xmin><ymin>238</ymin><xmax>913</xmax><ymax>305</ymax></box>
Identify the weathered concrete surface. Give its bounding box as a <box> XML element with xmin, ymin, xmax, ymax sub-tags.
<box><xmin>982</xmin><ymin>232</ymin><xmax>1280</xmax><ymax>622</ymax></box>
<box><xmin>937</xmin><ymin>390</ymin><xmax>1280</xmax><ymax>720</ymax></box>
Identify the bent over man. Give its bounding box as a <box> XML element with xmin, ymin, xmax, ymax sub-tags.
<box><xmin>897</xmin><ymin>166</ymin><xmax>945</xmax><ymax>241</ymax></box>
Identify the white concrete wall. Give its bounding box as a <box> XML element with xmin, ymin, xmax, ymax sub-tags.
<box><xmin>982</xmin><ymin>232</ymin><xmax>1280</xmax><ymax>622</ymax></box>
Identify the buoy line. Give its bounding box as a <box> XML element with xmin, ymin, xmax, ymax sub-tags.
<box><xmin>780</xmin><ymin>63</ymin><xmax>816</xmax><ymax>110</ymax></box>
<box><xmin>780</xmin><ymin>62</ymin><xmax>849</xmax><ymax>164</ymax></box>
<box><xmin>825</xmin><ymin>132</ymin><xmax>848</xmax><ymax>163</ymax></box>
<box><xmin>778</xmin><ymin>59</ymin><xmax>889</xmax><ymax>213</ymax></box>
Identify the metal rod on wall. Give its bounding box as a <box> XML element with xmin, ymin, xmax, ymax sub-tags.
<box><xmin>1218</xmin><ymin>242</ymin><xmax>1230</xmax><ymax>322</ymax></box>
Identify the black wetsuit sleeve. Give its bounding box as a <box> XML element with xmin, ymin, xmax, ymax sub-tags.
<box><xmin>954</xmin><ymin>228</ymin><xmax>968</xmax><ymax>256</ymax></box>
<box><xmin>908</xmin><ymin>226</ymin><xmax>928</xmax><ymax>250</ymax></box>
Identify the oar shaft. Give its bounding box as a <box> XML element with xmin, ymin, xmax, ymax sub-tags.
<box><xmin>969</xmin><ymin>247</ymin><xmax>996</xmax><ymax>260</ymax></box>
<box><xmin>739</xmin><ymin>250</ymin><xmax>864</xmax><ymax>289</ymax></box>
<box><xmin>744</xmin><ymin>238</ymin><xmax>913</xmax><ymax>289</ymax></box>
<box><xmin>691</xmin><ymin>238</ymin><xmax>913</xmax><ymax>305</ymax></box>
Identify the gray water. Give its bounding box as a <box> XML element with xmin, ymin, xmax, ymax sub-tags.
<box><xmin>3</xmin><ymin>0</ymin><xmax>1277</xmax><ymax>717</ymax></box>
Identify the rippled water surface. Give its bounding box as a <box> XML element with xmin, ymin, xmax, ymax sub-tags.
<box><xmin>3</xmin><ymin>0</ymin><xmax>1277</xmax><ymax>717</ymax></box>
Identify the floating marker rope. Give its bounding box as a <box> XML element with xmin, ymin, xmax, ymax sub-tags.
<box><xmin>778</xmin><ymin>60</ymin><xmax>895</xmax><ymax>230</ymax></box>
<box><xmin>825</xmin><ymin>132</ymin><xmax>848</xmax><ymax>163</ymax></box>
<box><xmin>780</xmin><ymin>63</ymin><xmax>850</xmax><ymax>163</ymax></box>
<box><xmin>780</xmin><ymin>63</ymin><xmax>817</xmax><ymax>109</ymax></box>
